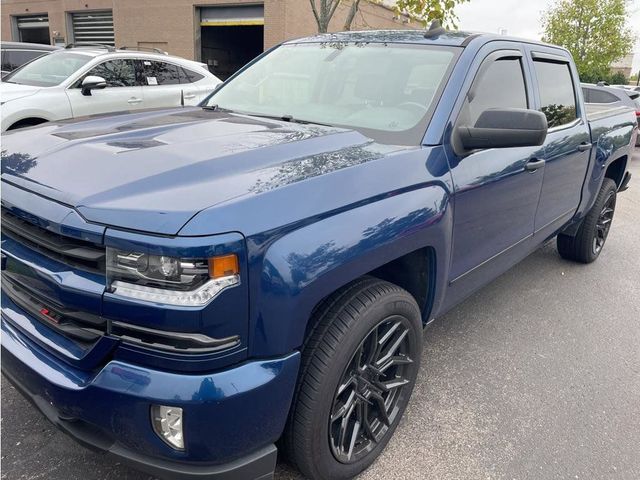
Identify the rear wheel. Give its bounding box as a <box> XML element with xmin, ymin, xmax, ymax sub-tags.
<box><xmin>557</xmin><ymin>178</ymin><xmax>617</xmax><ymax>263</ymax></box>
<box><xmin>284</xmin><ymin>277</ymin><xmax>423</xmax><ymax>480</ymax></box>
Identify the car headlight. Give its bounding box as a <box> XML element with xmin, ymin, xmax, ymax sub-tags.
<box><xmin>106</xmin><ymin>247</ymin><xmax>239</xmax><ymax>306</ymax></box>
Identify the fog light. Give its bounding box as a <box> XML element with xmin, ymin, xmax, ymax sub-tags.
<box><xmin>151</xmin><ymin>405</ymin><xmax>184</xmax><ymax>450</ymax></box>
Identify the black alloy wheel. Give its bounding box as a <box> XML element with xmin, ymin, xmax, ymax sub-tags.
<box><xmin>593</xmin><ymin>190</ymin><xmax>616</xmax><ymax>255</ymax></box>
<box><xmin>284</xmin><ymin>277</ymin><xmax>423</xmax><ymax>480</ymax></box>
<box><xmin>329</xmin><ymin>316</ymin><xmax>414</xmax><ymax>464</ymax></box>
<box><xmin>557</xmin><ymin>178</ymin><xmax>618</xmax><ymax>264</ymax></box>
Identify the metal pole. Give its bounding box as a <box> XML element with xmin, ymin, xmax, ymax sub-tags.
<box><xmin>637</xmin><ymin>69</ymin><xmax>639</xmax><ymax>86</ymax></box>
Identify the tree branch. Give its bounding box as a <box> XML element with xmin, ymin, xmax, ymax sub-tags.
<box><xmin>343</xmin><ymin>0</ymin><xmax>362</xmax><ymax>31</ymax></box>
<box><xmin>328</xmin><ymin>0</ymin><xmax>343</xmax><ymax>27</ymax></box>
<box><xmin>309</xmin><ymin>0</ymin><xmax>321</xmax><ymax>27</ymax></box>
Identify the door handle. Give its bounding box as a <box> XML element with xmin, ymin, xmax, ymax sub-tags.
<box><xmin>183</xmin><ymin>93</ymin><xmax>197</xmax><ymax>100</ymax></box>
<box><xmin>127</xmin><ymin>97</ymin><xmax>143</xmax><ymax>105</ymax></box>
<box><xmin>525</xmin><ymin>158</ymin><xmax>546</xmax><ymax>172</ymax></box>
<box><xmin>577</xmin><ymin>142</ymin><xmax>592</xmax><ymax>152</ymax></box>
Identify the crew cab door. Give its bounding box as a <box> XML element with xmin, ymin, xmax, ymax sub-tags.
<box><xmin>66</xmin><ymin>59</ymin><xmax>144</xmax><ymax>118</ymax></box>
<box><xmin>445</xmin><ymin>47</ymin><xmax>545</xmax><ymax>290</ymax></box>
<box><xmin>528</xmin><ymin>51</ymin><xmax>591</xmax><ymax>235</ymax></box>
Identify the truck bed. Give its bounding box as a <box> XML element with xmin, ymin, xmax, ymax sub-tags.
<box><xmin>585</xmin><ymin>103</ymin><xmax>634</xmax><ymax>122</ymax></box>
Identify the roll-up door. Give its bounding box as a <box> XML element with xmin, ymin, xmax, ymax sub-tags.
<box><xmin>200</xmin><ymin>5</ymin><xmax>264</xmax><ymax>26</ymax></box>
<box><xmin>71</xmin><ymin>11</ymin><xmax>114</xmax><ymax>46</ymax></box>
<box><xmin>15</xmin><ymin>15</ymin><xmax>50</xmax><ymax>44</ymax></box>
<box><xmin>199</xmin><ymin>5</ymin><xmax>264</xmax><ymax>80</ymax></box>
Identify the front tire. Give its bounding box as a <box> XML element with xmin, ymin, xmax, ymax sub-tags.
<box><xmin>557</xmin><ymin>178</ymin><xmax>617</xmax><ymax>263</ymax></box>
<box><xmin>284</xmin><ymin>277</ymin><xmax>423</xmax><ymax>480</ymax></box>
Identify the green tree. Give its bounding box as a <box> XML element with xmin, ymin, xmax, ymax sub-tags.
<box><xmin>542</xmin><ymin>0</ymin><xmax>635</xmax><ymax>82</ymax></box>
<box><xmin>610</xmin><ymin>71</ymin><xmax>628</xmax><ymax>85</ymax></box>
<box><xmin>308</xmin><ymin>0</ymin><xmax>468</xmax><ymax>33</ymax></box>
<box><xmin>395</xmin><ymin>0</ymin><xmax>470</xmax><ymax>27</ymax></box>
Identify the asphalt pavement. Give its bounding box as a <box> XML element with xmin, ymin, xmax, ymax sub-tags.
<box><xmin>2</xmin><ymin>148</ymin><xmax>640</xmax><ymax>480</ymax></box>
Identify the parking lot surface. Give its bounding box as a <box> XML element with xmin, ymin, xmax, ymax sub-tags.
<box><xmin>2</xmin><ymin>149</ymin><xmax>639</xmax><ymax>480</ymax></box>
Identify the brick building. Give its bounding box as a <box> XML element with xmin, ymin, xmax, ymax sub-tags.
<box><xmin>1</xmin><ymin>0</ymin><xmax>418</xmax><ymax>78</ymax></box>
<box><xmin>610</xmin><ymin>54</ymin><xmax>634</xmax><ymax>80</ymax></box>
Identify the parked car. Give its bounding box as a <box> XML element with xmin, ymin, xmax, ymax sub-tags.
<box><xmin>1</xmin><ymin>44</ymin><xmax>221</xmax><ymax>131</ymax></box>
<box><xmin>611</xmin><ymin>84</ymin><xmax>640</xmax><ymax>93</ymax></box>
<box><xmin>1</xmin><ymin>29</ymin><xmax>637</xmax><ymax>480</ymax></box>
<box><xmin>1</xmin><ymin>41</ymin><xmax>59</xmax><ymax>77</ymax></box>
<box><xmin>583</xmin><ymin>83</ymin><xmax>640</xmax><ymax>145</ymax></box>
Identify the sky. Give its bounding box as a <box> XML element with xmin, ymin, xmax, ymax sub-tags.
<box><xmin>454</xmin><ymin>0</ymin><xmax>640</xmax><ymax>76</ymax></box>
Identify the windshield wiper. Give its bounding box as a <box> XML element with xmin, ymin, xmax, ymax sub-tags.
<box><xmin>201</xmin><ymin>104</ymin><xmax>234</xmax><ymax>113</ymax></box>
<box><xmin>238</xmin><ymin>112</ymin><xmax>334</xmax><ymax>127</ymax></box>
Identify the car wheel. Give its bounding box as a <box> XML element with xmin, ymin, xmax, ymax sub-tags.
<box><xmin>557</xmin><ymin>178</ymin><xmax>617</xmax><ymax>263</ymax></box>
<box><xmin>284</xmin><ymin>277</ymin><xmax>423</xmax><ymax>480</ymax></box>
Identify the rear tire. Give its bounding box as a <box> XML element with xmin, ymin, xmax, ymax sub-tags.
<box><xmin>284</xmin><ymin>277</ymin><xmax>423</xmax><ymax>480</ymax></box>
<box><xmin>557</xmin><ymin>178</ymin><xmax>617</xmax><ymax>263</ymax></box>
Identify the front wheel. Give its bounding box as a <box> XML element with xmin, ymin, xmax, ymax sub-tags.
<box><xmin>557</xmin><ymin>178</ymin><xmax>617</xmax><ymax>263</ymax></box>
<box><xmin>284</xmin><ymin>277</ymin><xmax>423</xmax><ymax>480</ymax></box>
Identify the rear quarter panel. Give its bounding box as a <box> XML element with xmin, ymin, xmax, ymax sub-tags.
<box><xmin>576</xmin><ymin>110</ymin><xmax>636</xmax><ymax>219</ymax></box>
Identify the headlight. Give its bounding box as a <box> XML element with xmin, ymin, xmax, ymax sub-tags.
<box><xmin>106</xmin><ymin>248</ymin><xmax>239</xmax><ymax>306</ymax></box>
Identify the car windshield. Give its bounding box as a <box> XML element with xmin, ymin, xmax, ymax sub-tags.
<box><xmin>3</xmin><ymin>52</ymin><xmax>93</xmax><ymax>87</ymax></box>
<box><xmin>204</xmin><ymin>42</ymin><xmax>459</xmax><ymax>145</ymax></box>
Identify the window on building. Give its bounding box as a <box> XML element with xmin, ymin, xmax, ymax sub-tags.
<box><xmin>534</xmin><ymin>60</ymin><xmax>578</xmax><ymax>128</ymax></box>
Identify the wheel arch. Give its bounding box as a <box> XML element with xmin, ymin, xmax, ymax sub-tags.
<box><xmin>7</xmin><ymin>116</ymin><xmax>49</xmax><ymax>131</ymax></box>
<box><xmin>604</xmin><ymin>154</ymin><xmax>628</xmax><ymax>189</ymax></box>
<box><xmin>250</xmin><ymin>185</ymin><xmax>453</xmax><ymax>358</ymax></box>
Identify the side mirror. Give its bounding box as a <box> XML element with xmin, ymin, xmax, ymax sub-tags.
<box><xmin>81</xmin><ymin>75</ymin><xmax>107</xmax><ymax>96</ymax></box>
<box><xmin>458</xmin><ymin>108</ymin><xmax>548</xmax><ymax>150</ymax></box>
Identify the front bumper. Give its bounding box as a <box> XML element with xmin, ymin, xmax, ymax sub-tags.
<box><xmin>1</xmin><ymin>314</ymin><xmax>300</xmax><ymax>480</ymax></box>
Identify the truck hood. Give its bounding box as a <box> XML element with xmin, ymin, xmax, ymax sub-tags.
<box><xmin>1</xmin><ymin>82</ymin><xmax>42</xmax><ymax>102</ymax></box>
<box><xmin>1</xmin><ymin>107</ymin><xmax>383</xmax><ymax>235</ymax></box>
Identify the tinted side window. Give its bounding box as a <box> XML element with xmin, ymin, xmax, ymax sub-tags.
<box><xmin>588</xmin><ymin>89</ymin><xmax>619</xmax><ymax>104</ymax></box>
<box><xmin>461</xmin><ymin>58</ymin><xmax>528</xmax><ymax>127</ymax></box>
<box><xmin>86</xmin><ymin>59</ymin><xmax>136</xmax><ymax>87</ymax></box>
<box><xmin>534</xmin><ymin>60</ymin><xmax>577</xmax><ymax>128</ymax></box>
<box><xmin>3</xmin><ymin>50</ymin><xmax>45</xmax><ymax>71</ymax></box>
<box><xmin>141</xmin><ymin>61</ymin><xmax>181</xmax><ymax>85</ymax></box>
<box><xmin>180</xmin><ymin>67</ymin><xmax>204</xmax><ymax>83</ymax></box>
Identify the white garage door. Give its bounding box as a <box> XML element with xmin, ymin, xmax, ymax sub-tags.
<box><xmin>200</xmin><ymin>5</ymin><xmax>264</xmax><ymax>26</ymax></box>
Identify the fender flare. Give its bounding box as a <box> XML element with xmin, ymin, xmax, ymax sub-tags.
<box><xmin>248</xmin><ymin>185</ymin><xmax>453</xmax><ymax>357</ymax></box>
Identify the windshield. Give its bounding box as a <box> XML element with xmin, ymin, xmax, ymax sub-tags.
<box><xmin>3</xmin><ymin>52</ymin><xmax>92</xmax><ymax>87</ymax></box>
<box><xmin>204</xmin><ymin>42</ymin><xmax>458</xmax><ymax>145</ymax></box>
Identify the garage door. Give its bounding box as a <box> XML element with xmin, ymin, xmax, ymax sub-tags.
<box><xmin>71</xmin><ymin>11</ymin><xmax>114</xmax><ymax>46</ymax></box>
<box><xmin>200</xmin><ymin>5</ymin><xmax>264</xmax><ymax>26</ymax></box>
<box><xmin>15</xmin><ymin>15</ymin><xmax>50</xmax><ymax>44</ymax></box>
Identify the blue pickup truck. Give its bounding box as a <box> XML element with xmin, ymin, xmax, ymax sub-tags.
<box><xmin>1</xmin><ymin>28</ymin><xmax>637</xmax><ymax>480</ymax></box>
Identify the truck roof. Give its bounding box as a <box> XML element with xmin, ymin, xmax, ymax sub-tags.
<box><xmin>287</xmin><ymin>29</ymin><xmax>562</xmax><ymax>51</ymax></box>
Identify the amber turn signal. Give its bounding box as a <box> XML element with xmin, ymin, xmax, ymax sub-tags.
<box><xmin>208</xmin><ymin>254</ymin><xmax>239</xmax><ymax>279</ymax></box>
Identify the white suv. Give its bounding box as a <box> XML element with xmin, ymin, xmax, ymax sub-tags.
<box><xmin>0</xmin><ymin>45</ymin><xmax>222</xmax><ymax>132</ymax></box>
